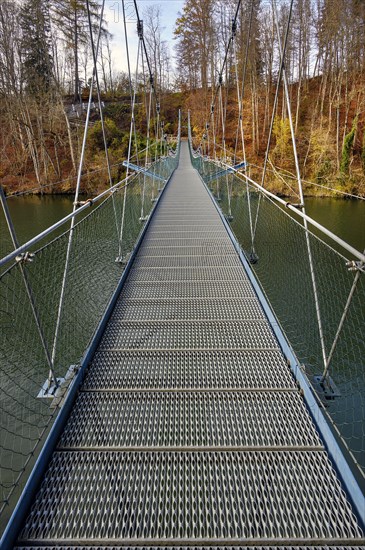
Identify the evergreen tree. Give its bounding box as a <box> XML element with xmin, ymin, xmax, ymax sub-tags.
<box><xmin>20</xmin><ymin>0</ymin><xmax>53</xmax><ymax>95</ymax></box>
<box><xmin>340</xmin><ymin>116</ymin><xmax>358</xmax><ymax>175</ymax></box>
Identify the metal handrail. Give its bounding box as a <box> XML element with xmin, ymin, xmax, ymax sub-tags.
<box><xmin>0</xmin><ymin>177</ymin><xmax>132</xmax><ymax>269</ymax></box>
<box><xmin>0</xmin><ymin>146</ymin><xmax>182</xmax><ymax>270</ymax></box>
<box><xmin>205</xmin><ymin>157</ymin><xmax>365</xmax><ymax>264</ymax></box>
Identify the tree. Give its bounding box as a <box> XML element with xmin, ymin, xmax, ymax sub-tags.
<box><xmin>0</xmin><ymin>1</ymin><xmax>22</xmax><ymax>96</ymax></box>
<box><xmin>20</xmin><ymin>0</ymin><xmax>54</xmax><ymax>96</ymax></box>
<box><xmin>50</xmin><ymin>0</ymin><xmax>108</xmax><ymax>101</ymax></box>
<box><xmin>340</xmin><ymin>116</ymin><xmax>358</xmax><ymax>175</ymax></box>
<box><xmin>174</xmin><ymin>0</ymin><xmax>217</xmax><ymax>92</ymax></box>
<box><xmin>272</xmin><ymin>115</ymin><xmax>291</xmax><ymax>165</ymax></box>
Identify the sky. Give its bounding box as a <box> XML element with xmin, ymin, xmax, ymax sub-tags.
<box><xmin>104</xmin><ymin>0</ymin><xmax>185</xmax><ymax>74</ymax></box>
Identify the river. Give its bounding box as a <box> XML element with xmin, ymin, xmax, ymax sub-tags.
<box><xmin>0</xmin><ymin>192</ymin><xmax>364</xmax><ymax>516</ymax></box>
<box><xmin>2</xmin><ymin>194</ymin><xmax>364</xmax><ymax>252</ymax></box>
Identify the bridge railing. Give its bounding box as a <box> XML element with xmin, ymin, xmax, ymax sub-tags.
<box><xmin>189</xmin><ymin>143</ymin><xmax>365</xmax><ymax>484</ymax></box>
<box><xmin>0</xmin><ymin>143</ymin><xmax>180</xmax><ymax>527</ymax></box>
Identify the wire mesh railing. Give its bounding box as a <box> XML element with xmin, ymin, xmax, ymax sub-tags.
<box><xmin>190</xmin><ymin>147</ymin><xmax>365</xmax><ymax>484</ymax></box>
<box><xmin>0</xmin><ymin>148</ymin><xmax>180</xmax><ymax>530</ymax></box>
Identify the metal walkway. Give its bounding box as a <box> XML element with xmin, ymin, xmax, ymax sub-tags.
<box><xmin>15</xmin><ymin>143</ymin><xmax>363</xmax><ymax>548</ymax></box>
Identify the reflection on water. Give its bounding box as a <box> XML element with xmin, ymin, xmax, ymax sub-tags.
<box><xmin>1</xmin><ymin>195</ymin><xmax>74</xmax><ymax>260</ymax></box>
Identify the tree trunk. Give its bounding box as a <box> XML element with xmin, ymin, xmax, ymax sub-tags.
<box><xmin>74</xmin><ymin>5</ymin><xmax>80</xmax><ymax>103</ymax></box>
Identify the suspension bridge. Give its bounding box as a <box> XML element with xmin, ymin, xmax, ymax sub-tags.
<box><xmin>1</xmin><ymin>0</ymin><xmax>365</xmax><ymax>548</ymax></box>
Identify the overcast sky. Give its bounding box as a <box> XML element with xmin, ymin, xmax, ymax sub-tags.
<box><xmin>104</xmin><ymin>0</ymin><xmax>185</xmax><ymax>74</ymax></box>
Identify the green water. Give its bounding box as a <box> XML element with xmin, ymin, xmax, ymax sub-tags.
<box><xmin>2</xmin><ymin>194</ymin><xmax>364</xmax><ymax>254</ymax></box>
<box><xmin>6</xmin><ymin>195</ymin><xmax>74</xmax><ymax>243</ymax></box>
<box><xmin>217</xmin><ymin>184</ymin><xmax>365</xmax><ymax>480</ymax></box>
<box><xmin>304</xmin><ymin>197</ymin><xmax>365</xmax><ymax>253</ymax></box>
<box><xmin>0</xmin><ymin>190</ymin><xmax>364</xmax><ymax>513</ymax></box>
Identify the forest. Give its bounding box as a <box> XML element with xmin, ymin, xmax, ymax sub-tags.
<box><xmin>0</xmin><ymin>0</ymin><xmax>364</xmax><ymax>197</ymax></box>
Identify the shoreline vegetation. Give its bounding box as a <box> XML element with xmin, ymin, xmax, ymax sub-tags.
<box><xmin>0</xmin><ymin>1</ymin><xmax>364</xmax><ymax>200</ymax></box>
<box><xmin>1</xmin><ymin>83</ymin><xmax>364</xmax><ymax>200</ymax></box>
<box><xmin>1</xmin><ymin>86</ymin><xmax>365</xmax><ymax>200</ymax></box>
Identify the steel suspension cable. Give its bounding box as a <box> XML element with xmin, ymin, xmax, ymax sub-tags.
<box><xmin>321</xmin><ymin>250</ymin><xmax>364</xmax><ymax>381</ymax></box>
<box><xmin>122</xmin><ymin>0</ymin><xmax>133</xmax><ymax>101</ymax></box>
<box><xmin>252</xmin><ymin>0</ymin><xmax>294</xmax><ymax>245</ymax></box>
<box><xmin>211</xmin><ymin>104</ymin><xmax>217</xmax><ymax>161</ymax></box>
<box><xmin>202</xmin><ymin>0</ymin><xmax>242</xmax><ymax>165</ymax></box>
<box><xmin>121</xmin><ymin>0</ymin><xmax>140</xmax><ymax>167</ymax></box>
<box><xmin>86</xmin><ymin>0</ymin><xmax>119</xmax><ymax>238</ymax></box>
<box><xmin>132</xmin><ymin>0</ymin><xmax>165</xmax><ymax>186</ymax></box>
<box><xmin>244</xmin><ymin>161</ymin><xmax>365</xmax><ymax>200</ymax></box>
<box><xmin>0</xmin><ymin>187</ymin><xmax>57</xmax><ymax>388</ymax></box>
<box><xmin>272</xmin><ymin>0</ymin><xmax>328</xmax><ymax>373</ymax></box>
<box><xmin>219</xmin><ymin>84</ymin><xmax>232</xmax><ymax>217</ymax></box>
<box><xmin>118</xmin><ymin>38</ymin><xmax>141</xmax><ymax>262</ymax></box>
<box><xmin>235</xmin><ymin>0</ymin><xmax>253</xmax><ymax>163</ymax></box>
<box><xmin>211</xmin><ymin>0</ymin><xmax>242</xmax><ymax>110</ymax></box>
<box><xmin>148</xmin><ymin>100</ymin><xmax>155</xmax><ymax>196</ymax></box>
<box><xmin>233</xmin><ymin>35</ymin><xmax>255</xmax><ymax>255</ymax></box>
<box><xmin>50</xmin><ymin>2</ymin><xmax>106</xmax><ymax>385</ymax></box>
<box><xmin>216</xmin><ymin>160</ymin><xmax>365</xmax><ymax>263</ymax></box>
<box><xmin>132</xmin><ymin>0</ymin><xmax>159</xmax><ymax>109</ymax></box>
<box><xmin>140</xmin><ymin>82</ymin><xmax>153</xmax><ymax>221</ymax></box>
<box><xmin>233</xmin><ymin>36</ymin><xmax>246</xmax><ymax>166</ymax></box>
<box><xmin>152</xmin><ymin>104</ymin><xmax>160</xmax><ymax>200</ymax></box>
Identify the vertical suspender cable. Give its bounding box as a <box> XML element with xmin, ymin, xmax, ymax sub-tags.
<box><xmin>118</xmin><ymin>38</ymin><xmax>141</xmax><ymax>261</ymax></box>
<box><xmin>50</xmin><ymin>4</ymin><xmax>105</xmax><ymax>377</ymax></box>
<box><xmin>121</xmin><ymin>0</ymin><xmax>140</xmax><ymax>167</ymax></box>
<box><xmin>0</xmin><ymin>187</ymin><xmax>58</xmax><ymax>390</ymax></box>
<box><xmin>252</xmin><ymin>0</ymin><xmax>293</xmax><ymax>246</ymax></box>
<box><xmin>122</xmin><ymin>0</ymin><xmax>133</xmax><ymax>101</ymax></box>
<box><xmin>140</xmin><ymin>82</ymin><xmax>153</xmax><ymax>220</ymax></box>
<box><xmin>321</xmin><ymin>253</ymin><xmax>364</xmax><ymax>380</ymax></box>
<box><xmin>233</xmin><ymin>0</ymin><xmax>255</xmax><ymax>256</ymax></box>
<box><xmin>152</xmin><ymin>104</ymin><xmax>160</xmax><ymax>201</ymax></box>
<box><xmin>219</xmin><ymin>84</ymin><xmax>232</xmax><ymax>217</ymax></box>
<box><xmin>272</xmin><ymin>0</ymin><xmax>328</xmax><ymax>372</ymax></box>
<box><xmin>86</xmin><ymin>0</ymin><xmax>119</xmax><ymax>238</ymax></box>
<box><xmin>211</xmin><ymin>104</ymin><xmax>217</xmax><ymax>162</ymax></box>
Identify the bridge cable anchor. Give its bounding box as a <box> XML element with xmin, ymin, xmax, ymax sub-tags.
<box><xmin>15</xmin><ymin>252</ymin><xmax>35</xmax><ymax>265</ymax></box>
<box><xmin>248</xmin><ymin>249</ymin><xmax>259</xmax><ymax>264</ymax></box>
<box><xmin>137</xmin><ymin>20</ymin><xmax>143</xmax><ymax>39</ymax></box>
<box><xmin>285</xmin><ymin>202</ymin><xmax>304</xmax><ymax>209</ymax></box>
<box><xmin>73</xmin><ymin>198</ymin><xmax>93</xmax><ymax>208</ymax></box>
<box><xmin>346</xmin><ymin>260</ymin><xmax>364</xmax><ymax>273</ymax></box>
<box><xmin>312</xmin><ymin>374</ymin><xmax>341</xmax><ymax>401</ymax></box>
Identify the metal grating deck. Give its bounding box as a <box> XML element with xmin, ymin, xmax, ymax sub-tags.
<box><xmin>16</xmin><ymin>142</ymin><xmax>364</xmax><ymax>548</ymax></box>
